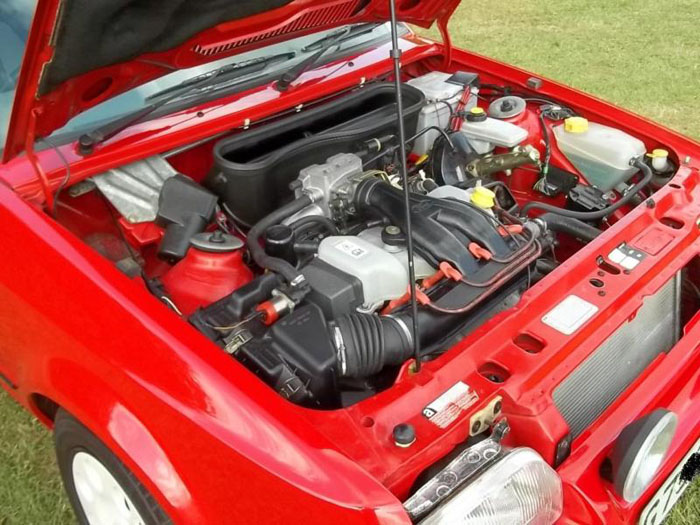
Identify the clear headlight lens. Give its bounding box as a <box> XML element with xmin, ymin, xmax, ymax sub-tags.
<box><xmin>419</xmin><ymin>448</ymin><xmax>563</xmax><ymax>525</ymax></box>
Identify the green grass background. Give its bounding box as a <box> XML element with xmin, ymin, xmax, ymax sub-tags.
<box><xmin>1</xmin><ymin>0</ymin><xmax>698</xmax><ymax>523</ymax></box>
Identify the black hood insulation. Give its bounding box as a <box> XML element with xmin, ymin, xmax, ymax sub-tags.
<box><xmin>42</xmin><ymin>0</ymin><xmax>293</xmax><ymax>94</ymax></box>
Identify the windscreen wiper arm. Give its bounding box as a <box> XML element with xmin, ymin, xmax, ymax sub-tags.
<box><xmin>275</xmin><ymin>23</ymin><xmax>378</xmax><ymax>91</ymax></box>
<box><xmin>145</xmin><ymin>52</ymin><xmax>295</xmax><ymax>102</ymax></box>
<box><xmin>300</xmin><ymin>23</ymin><xmax>378</xmax><ymax>53</ymax></box>
<box><xmin>77</xmin><ymin>52</ymin><xmax>296</xmax><ymax>155</ymax></box>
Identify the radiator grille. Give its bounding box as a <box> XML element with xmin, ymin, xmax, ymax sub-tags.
<box><xmin>553</xmin><ymin>274</ymin><xmax>681</xmax><ymax>438</ymax></box>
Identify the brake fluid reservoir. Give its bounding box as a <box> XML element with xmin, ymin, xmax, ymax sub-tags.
<box><xmin>460</xmin><ymin>108</ymin><xmax>528</xmax><ymax>154</ymax></box>
<box><xmin>552</xmin><ymin>117</ymin><xmax>646</xmax><ymax>191</ymax></box>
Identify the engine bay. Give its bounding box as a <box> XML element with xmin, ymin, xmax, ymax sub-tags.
<box><xmin>56</xmin><ymin>66</ymin><xmax>681</xmax><ymax>413</ymax></box>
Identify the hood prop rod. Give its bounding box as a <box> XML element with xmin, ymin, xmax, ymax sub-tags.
<box><xmin>388</xmin><ymin>0</ymin><xmax>421</xmax><ymax>372</ymax></box>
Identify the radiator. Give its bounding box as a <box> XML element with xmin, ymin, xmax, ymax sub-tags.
<box><xmin>553</xmin><ymin>274</ymin><xmax>681</xmax><ymax>438</ymax></box>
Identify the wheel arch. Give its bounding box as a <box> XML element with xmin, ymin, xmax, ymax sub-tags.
<box><xmin>25</xmin><ymin>364</ymin><xmax>202</xmax><ymax>523</ymax></box>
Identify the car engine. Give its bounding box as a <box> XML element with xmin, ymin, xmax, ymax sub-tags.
<box><xmin>79</xmin><ymin>70</ymin><xmax>673</xmax><ymax>409</ymax></box>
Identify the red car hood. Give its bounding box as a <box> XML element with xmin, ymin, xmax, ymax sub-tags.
<box><xmin>4</xmin><ymin>0</ymin><xmax>459</xmax><ymax>161</ymax></box>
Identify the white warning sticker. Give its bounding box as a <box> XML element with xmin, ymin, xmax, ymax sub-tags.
<box><xmin>334</xmin><ymin>240</ymin><xmax>368</xmax><ymax>259</ymax></box>
<box><xmin>422</xmin><ymin>381</ymin><xmax>479</xmax><ymax>429</ymax></box>
<box><xmin>542</xmin><ymin>295</ymin><xmax>598</xmax><ymax>335</ymax></box>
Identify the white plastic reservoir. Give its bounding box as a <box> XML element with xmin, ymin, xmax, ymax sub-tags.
<box><xmin>460</xmin><ymin>116</ymin><xmax>528</xmax><ymax>154</ymax></box>
<box><xmin>407</xmin><ymin>71</ymin><xmax>477</xmax><ymax>156</ymax></box>
<box><xmin>553</xmin><ymin>118</ymin><xmax>646</xmax><ymax>191</ymax></box>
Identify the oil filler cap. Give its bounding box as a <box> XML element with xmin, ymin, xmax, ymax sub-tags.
<box><xmin>564</xmin><ymin>116</ymin><xmax>589</xmax><ymax>133</ymax></box>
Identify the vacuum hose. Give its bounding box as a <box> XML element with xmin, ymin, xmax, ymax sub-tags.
<box><xmin>520</xmin><ymin>158</ymin><xmax>653</xmax><ymax>219</ymax></box>
<box><xmin>246</xmin><ymin>194</ymin><xmax>313</xmax><ymax>284</ymax></box>
<box><xmin>540</xmin><ymin>213</ymin><xmax>602</xmax><ymax>242</ymax></box>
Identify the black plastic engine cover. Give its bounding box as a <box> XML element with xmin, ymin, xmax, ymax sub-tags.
<box><xmin>354</xmin><ymin>179</ymin><xmax>517</xmax><ymax>277</ymax></box>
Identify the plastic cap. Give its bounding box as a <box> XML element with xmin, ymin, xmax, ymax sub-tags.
<box><xmin>648</xmin><ymin>149</ymin><xmax>669</xmax><ymax>158</ymax></box>
<box><xmin>466</xmin><ymin>106</ymin><xmax>487</xmax><ymax>122</ymax></box>
<box><xmin>564</xmin><ymin>117</ymin><xmax>589</xmax><ymax>133</ymax></box>
<box><xmin>470</xmin><ymin>186</ymin><xmax>496</xmax><ymax>209</ymax></box>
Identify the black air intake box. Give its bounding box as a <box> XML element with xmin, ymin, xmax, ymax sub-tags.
<box><xmin>205</xmin><ymin>82</ymin><xmax>424</xmax><ymax>225</ymax></box>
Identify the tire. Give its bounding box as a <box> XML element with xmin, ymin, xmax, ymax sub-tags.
<box><xmin>54</xmin><ymin>409</ymin><xmax>172</xmax><ymax>525</ymax></box>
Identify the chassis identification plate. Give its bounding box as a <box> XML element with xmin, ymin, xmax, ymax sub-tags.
<box><xmin>422</xmin><ymin>382</ymin><xmax>479</xmax><ymax>429</ymax></box>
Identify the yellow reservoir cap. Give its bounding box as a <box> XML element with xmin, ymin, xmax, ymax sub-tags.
<box><xmin>564</xmin><ymin>117</ymin><xmax>589</xmax><ymax>133</ymax></box>
<box><xmin>648</xmin><ymin>149</ymin><xmax>669</xmax><ymax>158</ymax></box>
<box><xmin>470</xmin><ymin>106</ymin><xmax>486</xmax><ymax>115</ymax></box>
<box><xmin>471</xmin><ymin>186</ymin><xmax>496</xmax><ymax>209</ymax></box>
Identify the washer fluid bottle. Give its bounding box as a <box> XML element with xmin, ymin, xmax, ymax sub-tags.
<box><xmin>552</xmin><ymin>117</ymin><xmax>646</xmax><ymax>191</ymax></box>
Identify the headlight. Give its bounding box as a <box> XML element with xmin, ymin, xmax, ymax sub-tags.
<box><xmin>610</xmin><ymin>409</ymin><xmax>678</xmax><ymax>502</ymax></box>
<box><xmin>416</xmin><ymin>448</ymin><xmax>562</xmax><ymax>525</ymax></box>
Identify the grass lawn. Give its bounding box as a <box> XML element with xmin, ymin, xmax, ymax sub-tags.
<box><xmin>1</xmin><ymin>0</ymin><xmax>698</xmax><ymax>523</ymax></box>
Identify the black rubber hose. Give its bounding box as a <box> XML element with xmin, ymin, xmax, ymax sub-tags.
<box><xmin>333</xmin><ymin>313</ymin><xmax>412</xmax><ymax>378</ymax></box>
<box><xmin>539</xmin><ymin>213</ymin><xmax>602</xmax><ymax>242</ymax></box>
<box><xmin>520</xmin><ymin>158</ymin><xmax>653</xmax><ymax>219</ymax></box>
<box><xmin>289</xmin><ymin>215</ymin><xmax>339</xmax><ymax>235</ymax></box>
<box><xmin>293</xmin><ymin>240</ymin><xmax>320</xmax><ymax>254</ymax></box>
<box><xmin>246</xmin><ymin>195</ymin><xmax>313</xmax><ymax>284</ymax></box>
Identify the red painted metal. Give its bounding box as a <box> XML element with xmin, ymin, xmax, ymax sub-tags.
<box><xmin>161</xmin><ymin>243</ymin><xmax>253</xmax><ymax>316</ymax></box>
<box><xmin>0</xmin><ymin>25</ymin><xmax>699</xmax><ymax>525</ymax></box>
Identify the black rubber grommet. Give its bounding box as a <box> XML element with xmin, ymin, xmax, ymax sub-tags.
<box><xmin>393</xmin><ymin>423</ymin><xmax>416</xmax><ymax>447</ymax></box>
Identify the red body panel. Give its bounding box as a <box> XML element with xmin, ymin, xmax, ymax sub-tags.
<box><xmin>1</xmin><ymin>32</ymin><xmax>699</xmax><ymax>525</ymax></box>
